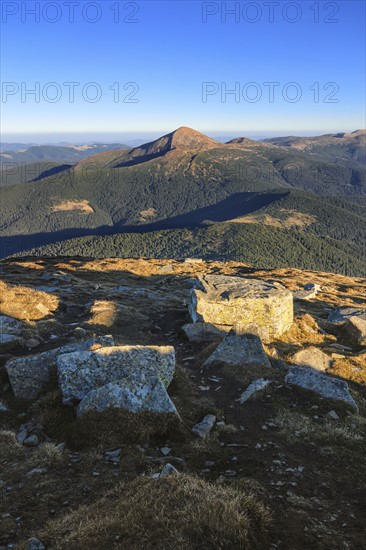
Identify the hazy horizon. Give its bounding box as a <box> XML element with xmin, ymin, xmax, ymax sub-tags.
<box><xmin>2</xmin><ymin>127</ymin><xmax>364</xmax><ymax>146</ymax></box>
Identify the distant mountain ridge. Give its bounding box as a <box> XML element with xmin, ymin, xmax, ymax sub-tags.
<box><xmin>1</xmin><ymin>126</ymin><xmax>365</xmax><ymax>275</ymax></box>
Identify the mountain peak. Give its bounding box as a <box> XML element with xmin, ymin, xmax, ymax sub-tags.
<box><xmin>166</xmin><ymin>127</ymin><xmax>219</xmax><ymax>149</ymax></box>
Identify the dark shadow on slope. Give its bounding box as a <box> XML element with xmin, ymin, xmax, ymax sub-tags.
<box><xmin>0</xmin><ymin>191</ymin><xmax>288</xmax><ymax>259</ymax></box>
<box><xmin>32</xmin><ymin>164</ymin><xmax>73</xmax><ymax>182</ymax></box>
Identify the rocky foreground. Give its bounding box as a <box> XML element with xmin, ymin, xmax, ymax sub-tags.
<box><xmin>0</xmin><ymin>256</ymin><xmax>365</xmax><ymax>550</ymax></box>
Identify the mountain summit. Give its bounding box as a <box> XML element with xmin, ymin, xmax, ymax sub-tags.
<box><xmin>98</xmin><ymin>127</ymin><xmax>220</xmax><ymax>168</ymax></box>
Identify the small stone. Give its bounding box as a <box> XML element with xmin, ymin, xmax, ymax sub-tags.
<box><xmin>24</xmin><ymin>339</ymin><xmax>40</xmax><ymax>350</ymax></box>
<box><xmin>204</xmin><ymin>460</ymin><xmax>215</xmax><ymax>467</ymax></box>
<box><xmin>25</xmin><ymin>539</ymin><xmax>45</xmax><ymax>550</ymax></box>
<box><xmin>326</xmin><ymin>410</ymin><xmax>340</xmax><ymax>421</ymax></box>
<box><xmin>192</xmin><ymin>415</ymin><xmax>216</xmax><ymax>438</ymax></box>
<box><xmin>26</xmin><ymin>467</ymin><xmax>48</xmax><ymax>477</ymax></box>
<box><xmin>23</xmin><ymin>435</ymin><xmax>39</xmax><ymax>447</ymax></box>
<box><xmin>160</xmin><ymin>463</ymin><xmax>178</xmax><ymax>477</ymax></box>
<box><xmin>0</xmin><ymin>400</ymin><xmax>9</xmax><ymax>412</ymax></box>
<box><xmin>104</xmin><ymin>448</ymin><xmax>121</xmax><ymax>459</ymax></box>
<box><xmin>237</xmin><ymin>378</ymin><xmax>272</xmax><ymax>404</ymax></box>
<box><xmin>160</xmin><ymin>447</ymin><xmax>171</xmax><ymax>456</ymax></box>
<box><xmin>16</xmin><ymin>429</ymin><xmax>28</xmax><ymax>444</ymax></box>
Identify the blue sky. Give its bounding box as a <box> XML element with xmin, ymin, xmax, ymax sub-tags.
<box><xmin>1</xmin><ymin>0</ymin><xmax>365</xmax><ymax>140</ymax></box>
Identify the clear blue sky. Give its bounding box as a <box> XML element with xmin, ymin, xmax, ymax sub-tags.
<box><xmin>1</xmin><ymin>0</ymin><xmax>365</xmax><ymax>140</ymax></box>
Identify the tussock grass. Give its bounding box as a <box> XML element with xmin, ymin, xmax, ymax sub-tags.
<box><xmin>0</xmin><ymin>430</ymin><xmax>24</xmax><ymax>461</ymax></box>
<box><xmin>40</xmin><ymin>474</ymin><xmax>270</xmax><ymax>549</ymax></box>
<box><xmin>275</xmin><ymin>410</ymin><xmax>364</xmax><ymax>444</ymax></box>
<box><xmin>29</xmin><ymin>443</ymin><xmax>64</xmax><ymax>468</ymax></box>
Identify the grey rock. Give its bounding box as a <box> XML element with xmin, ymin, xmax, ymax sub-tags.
<box><xmin>290</xmin><ymin>347</ymin><xmax>333</xmax><ymax>371</ymax></box>
<box><xmin>23</xmin><ymin>435</ymin><xmax>39</xmax><ymax>447</ymax></box>
<box><xmin>58</xmin><ymin>345</ymin><xmax>175</xmax><ymax>402</ymax></box>
<box><xmin>285</xmin><ymin>367</ymin><xmax>358</xmax><ymax>412</ymax></box>
<box><xmin>328</xmin><ymin>307</ymin><xmax>366</xmax><ymax>326</ymax></box>
<box><xmin>104</xmin><ymin>448</ymin><xmax>121</xmax><ymax>459</ymax></box>
<box><xmin>237</xmin><ymin>378</ymin><xmax>272</xmax><ymax>404</ymax></box>
<box><xmin>189</xmin><ymin>275</ymin><xmax>293</xmax><ymax>342</ymax></box>
<box><xmin>77</xmin><ymin>375</ymin><xmax>177</xmax><ymax>417</ymax></box>
<box><xmin>25</xmin><ymin>539</ymin><xmax>46</xmax><ymax>550</ymax></box>
<box><xmin>192</xmin><ymin>414</ymin><xmax>216</xmax><ymax>438</ymax></box>
<box><xmin>0</xmin><ymin>315</ymin><xmax>26</xmax><ymax>335</ymax></box>
<box><xmin>160</xmin><ymin>463</ymin><xmax>179</xmax><ymax>476</ymax></box>
<box><xmin>26</xmin><ymin>467</ymin><xmax>48</xmax><ymax>476</ymax></box>
<box><xmin>16</xmin><ymin>429</ymin><xmax>28</xmax><ymax>444</ymax></box>
<box><xmin>203</xmin><ymin>334</ymin><xmax>272</xmax><ymax>369</ymax></box>
<box><xmin>160</xmin><ymin>447</ymin><xmax>171</xmax><ymax>456</ymax></box>
<box><xmin>182</xmin><ymin>322</ymin><xmax>228</xmax><ymax>343</ymax></box>
<box><xmin>5</xmin><ymin>336</ymin><xmax>114</xmax><ymax>400</ymax></box>
<box><xmin>344</xmin><ymin>316</ymin><xmax>366</xmax><ymax>346</ymax></box>
<box><xmin>293</xmin><ymin>284</ymin><xmax>321</xmax><ymax>301</ymax></box>
<box><xmin>326</xmin><ymin>410</ymin><xmax>340</xmax><ymax>421</ymax></box>
<box><xmin>0</xmin><ymin>333</ymin><xmax>23</xmax><ymax>353</ymax></box>
<box><xmin>0</xmin><ymin>400</ymin><xmax>9</xmax><ymax>412</ymax></box>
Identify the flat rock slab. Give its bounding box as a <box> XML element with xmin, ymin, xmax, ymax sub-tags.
<box><xmin>285</xmin><ymin>366</ymin><xmax>358</xmax><ymax>412</ymax></box>
<box><xmin>237</xmin><ymin>378</ymin><xmax>271</xmax><ymax>404</ymax></box>
<box><xmin>344</xmin><ymin>316</ymin><xmax>366</xmax><ymax>346</ymax></box>
<box><xmin>77</xmin><ymin>375</ymin><xmax>177</xmax><ymax>417</ymax></box>
<box><xmin>57</xmin><ymin>345</ymin><xmax>176</xmax><ymax>402</ymax></box>
<box><xmin>182</xmin><ymin>322</ymin><xmax>229</xmax><ymax>343</ymax></box>
<box><xmin>189</xmin><ymin>275</ymin><xmax>293</xmax><ymax>342</ymax></box>
<box><xmin>203</xmin><ymin>334</ymin><xmax>272</xmax><ymax>369</ymax></box>
<box><xmin>6</xmin><ymin>336</ymin><xmax>114</xmax><ymax>400</ymax></box>
<box><xmin>290</xmin><ymin>347</ymin><xmax>333</xmax><ymax>371</ymax></box>
<box><xmin>328</xmin><ymin>307</ymin><xmax>366</xmax><ymax>326</ymax></box>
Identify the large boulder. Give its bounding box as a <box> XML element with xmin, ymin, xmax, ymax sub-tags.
<box><xmin>189</xmin><ymin>275</ymin><xmax>293</xmax><ymax>342</ymax></box>
<box><xmin>290</xmin><ymin>347</ymin><xmax>333</xmax><ymax>371</ymax></box>
<box><xmin>343</xmin><ymin>316</ymin><xmax>366</xmax><ymax>346</ymax></box>
<box><xmin>77</xmin><ymin>374</ymin><xmax>177</xmax><ymax>417</ymax></box>
<box><xmin>5</xmin><ymin>336</ymin><xmax>114</xmax><ymax>400</ymax></box>
<box><xmin>285</xmin><ymin>366</ymin><xmax>358</xmax><ymax>412</ymax></box>
<box><xmin>203</xmin><ymin>334</ymin><xmax>272</xmax><ymax>369</ymax></box>
<box><xmin>57</xmin><ymin>345</ymin><xmax>176</xmax><ymax>402</ymax></box>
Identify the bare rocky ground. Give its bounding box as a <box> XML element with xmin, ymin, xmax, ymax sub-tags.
<box><xmin>0</xmin><ymin>256</ymin><xmax>365</xmax><ymax>550</ymax></box>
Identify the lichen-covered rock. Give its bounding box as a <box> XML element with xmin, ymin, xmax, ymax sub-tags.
<box><xmin>77</xmin><ymin>373</ymin><xmax>177</xmax><ymax>417</ymax></box>
<box><xmin>57</xmin><ymin>345</ymin><xmax>176</xmax><ymax>402</ymax></box>
<box><xmin>290</xmin><ymin>347</ymin><xmax>333</xmax><ymax>371</ymax></box>
<box><xmin>285</xmin><ymin>367</ymin><xmax>358</xmax><ymax>411</ymax></box>
<box><xmin>344</xmin><ymin>316</ymin><xmax>366</xmax><ymax>346</ymax></box>
<box><xmin>5</xmin><ymin>336</ymin><xmax>114</xmax><ymax>400</ymax></box>
<box><xmin>203</xmin><ymin>334</ymin><xmax>272</xmax><ymax>369</ymax></box>
<box><xmin>189</xmin><ymin>275</ymin><xmax>293</xmax><ymax>342</ymax></box>
<box><xmin>182</xmin><ymin>322</ymin><xmax>229</xmax><ymax>343</ymax></box>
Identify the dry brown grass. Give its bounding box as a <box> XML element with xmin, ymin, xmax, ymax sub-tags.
<box><xmin>51</xmin><ymin>200</ymin><xmax>94</xmax><ymax>214</ymax></box>
<box><xmin>40</xmin><ymin>474</ymin><xmax>270</xmax><ymax>549</ymax></box>
<box><xmin>0</xmin><ymin>280</ymin><xmax>58</xmax><ymax>321</ymax></box>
